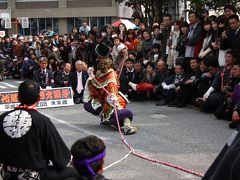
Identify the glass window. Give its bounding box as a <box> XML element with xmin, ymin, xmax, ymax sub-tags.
<box><xmin>67</xmin><ymin>18</ymin><xmax>74</xmax><ymax>33</ymax></box>
<box><xmin>106</xmin><ymin>17</ymin><xmax>112</xmax><ymax>25</ymax></box>
<box><xmin>90</xmin><ymin>17</ymin><xmax>97</xmax><ymax>28</ymax></box>
<box><xmin>53</xmin><ymin>18</ymin><xmax>59</xmax><ymax>34</ymax></box>
<box><xmin>46</xmin><ymin>18</ymin><xmax>52</xmax><ymax>30</ymax></box>
<box><xmin>38</xmin><ymin>18</ymin><xmax>46</xmax><ymax>34</ymax></box>
<box><xmin>98</xmin><ymin>17</ymin><xmax>105</xmax><ymax>30</ymax></box>
<box><xmin>30</xmin><ymin>18</ymin><xmax>37</xmax><ymax>35</ymax></box>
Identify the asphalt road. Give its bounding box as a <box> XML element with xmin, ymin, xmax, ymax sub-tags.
<box><xmin>0</xmin><ymin>80</ymin><xmax>234</xmax><ymax>180</ymax></box>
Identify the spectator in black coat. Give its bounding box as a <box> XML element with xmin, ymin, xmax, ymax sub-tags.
<box><xmin>69</xmin><ymin>60</ymin><xmax>88</xmax><ymax>104</ymax></box>
<box><xmin>220</xmin><ymin>14</ymin><xmax>240</xmax><ymax>59</ymax></box>
<box><xmin>33</xmin><ymin>57</ymin><xmax>54</xmax><ymax>89</ymax></box>
<box><xmin>54</xmin><ymin>63</ymin><xmax>71</xmax><ymax>87</ymax></box>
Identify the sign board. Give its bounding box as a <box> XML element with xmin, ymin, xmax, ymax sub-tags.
<box><xmin>0</xmin><ymin>31</ymin><xmax>5</xmax><ymax>37</ymax></box>
<box><xmin>4</xmin><ymin>17</ymin><xmax>11</xmax><ymax>29</ymax></box>
<box><xmin>0</xmin><ymin>87</ymin><xmax>74</xmax><ymax>112</ymax></box>
<box><xmin>18</xmin><ymin>17</ymin><xmax>29</xmax><ymax>28</ymax></box>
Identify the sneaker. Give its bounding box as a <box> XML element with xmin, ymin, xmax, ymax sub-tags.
<box><xmin>124</xmin><ymin>126</ymin><xmax>137</xmax><ymax>135</ymax></box>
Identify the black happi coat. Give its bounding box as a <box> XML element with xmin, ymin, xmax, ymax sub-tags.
<box><xmin>202</xmin><ymin>127</ymin><xmax>240</xmax><ymax>180</ymax></box>
<box><xmin>0</xmin><ymin>108</ymin><xmax>70</xmax><ymax>176</ymax></box>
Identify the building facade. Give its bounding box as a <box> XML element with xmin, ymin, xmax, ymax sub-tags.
<box><xmin>0</xmin><ymin>0</ymin><xmax>130</xmax><ymax>35</ymax></box>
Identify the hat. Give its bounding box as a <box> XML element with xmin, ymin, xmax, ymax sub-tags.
<box><xmin>117</xmin><ymin>43</ymin><xmax>126</xmax><ymax>53</ymax></box>
<box><xmin>95</xmin><ymin>44</ymin><xmax>109</xmax><ymax>58</ymax></box>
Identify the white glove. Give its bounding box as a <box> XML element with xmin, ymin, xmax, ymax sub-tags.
<box><xmin>203</xmin><ymin>87</ymin><xmax>214</xmax><ymax>101</ymax></box>
<box><xmin>87</xmin><ymin>67</ymin><xmax>94</xmax><ymax>78</ymax></box>
<box><xmin>143</xmin><ymin>60</ymin><xmax>149</xmax><ymax>65</ymax></box>
<box><xmin>162</xmin><ymin>83</ymin><xmax>168</xmax><ymax>90</ymax></box>
<box><xmin>168</xmin><ymin>84</ymin><xmax>176</xmax><ymax>89</ymax></box>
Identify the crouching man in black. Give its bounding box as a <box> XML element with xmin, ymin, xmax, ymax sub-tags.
<box><xmin>0</xmin><ymin>80</ymin><xmax>77</xmax><ymax>180</ymax></box>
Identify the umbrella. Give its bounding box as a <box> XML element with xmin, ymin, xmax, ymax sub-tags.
<box><xmin>112</xmin><ymin>19</ymin><xmax>138</xmax><ymax>30</ymax></box>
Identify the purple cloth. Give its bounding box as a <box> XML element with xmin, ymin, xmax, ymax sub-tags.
<box><xmin>232</xmin><ymin>85</ymin><xmax>240</xmax><ymax>103</ymax></box>
<box><xmin>84</xmin><ymin>101</ymin><xmax>133</xmax><ymax>127</ymax></box>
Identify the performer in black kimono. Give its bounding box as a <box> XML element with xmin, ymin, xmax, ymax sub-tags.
<box><xmin>0</xmin><ymin>80</ymin><xmax>76</xmax><ymax>180</ymax></box>
<box><xmin>202</xmin><ymin>127</ymin><xmax>240</xmax><ymax>180</ymax></box>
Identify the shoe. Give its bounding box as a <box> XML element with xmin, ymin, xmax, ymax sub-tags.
<box><xmin>229</xmin><ymin>121</ymin><xmax>240</xmax><ymax>129</ymax></box>
<box><xmin>156</xmin><ymin>100</ymin><xmax>167</xmax><ymax>106</ymax></box>
<box><xmin>176</xmin><ymin>103</ymin><xmax>186</xmax><ymax>108</ymax></box>
<box><xmin>168</xmin><ymin>100</ymin><xmax>179</xmax><ymax>107</ymax></box>
<box><xmin>124</xmin><ymin>126</ymin><xmax>137</xmax><ymax>135</ymax></box>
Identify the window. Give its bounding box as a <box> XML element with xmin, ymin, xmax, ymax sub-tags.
<box><xmin>18</xmin><ymin>18</ymin><xmax>59</xmax><ymax>35</ymax></box>
<box><xmin>67</xmin><ymin>17</ymin><xmax>112</xmax><ymax>33</ymax></box>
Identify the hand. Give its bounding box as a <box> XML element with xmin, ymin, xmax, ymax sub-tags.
<box><xmin>51</xmin><ymin>79</ymin><xmax>54</xmax><ymax>84</ymax></box>
<box><xmin>176</xmin><ymin>86</ymin><xmax>181</xmax><ymax>92</ymax></box>
<box><xmin>211</xmin><ymin>42</ymin><xmax>219</xmax><ymax>49</ymax></box>
<box><xmin>198</xmin><ymin>52</ymin><xmax>204</xmax><ymax>59</ymax></box>
<box><xmin>185</xmin><ymin>80</ymin><xmax>193</xmax><ymax>84</ymax></box>
<box><xmin>87</xmin><ymin>67</ymin><xmax>94</xmax><ymax>78</ymax></box>
<box><xmin>64</xmin><ymin>81</ymin><xmax>68</xmax><ymax>85</ymax></box>
<box><xmin>232</xmin><ymin>111</ymin><xmax>240</xmax><ymax>121</ymax></box>
<box><xmin>203</xmin><ymin>92</ymin><xmax>210</xmax><ymax>101</ymax></box>
<box><xmin>222</xmin><ymin>30</ymin><xmax>227</xmax><ymax>39</ymax></box>
<box><xmin>125</xmin><ymin>41</ymin><xmax>130</xmax><ymax>46</ymax></box>
<box><xmin>204</xmin><ymin>72</ymin><xmax>212</xmax><ymax>78</ymax></box>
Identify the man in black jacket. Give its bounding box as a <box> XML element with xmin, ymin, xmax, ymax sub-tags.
<box><xmin>0</xmin><ymin>80</ymin><xmax>77</xmax><ymax>180</ymax></box>
<box><xmin>156</xmin><ymin>64</ymin><xmax>188</xmax><ymax>106</ymax></box>
<box><xmin>54</xmin><ymin>63</ymin><xmax>71</xmax><ymax>87</ymax></box>
<box><xmin>69</xmin><ymin>60</ymin><xmax>88</xmax><ymax>104</ymax></box>
<box><xmin>33</xmin><ymin>57</ymin><xmax>54</xmax><ymax>89</ymax></box>
<box><xmin>168</xmin><ymin>58</ymin><xmax>201</xmax><ymax>108</ymax></box>
<box><xmin>221</xmin><ymin>14</ymin><xmax>240</xmax><ymax>59</ymax></box>
<box><xmin>119</xmin><ymin>58</ymin><xmax>140</xmax><ymax>100</ymax></box>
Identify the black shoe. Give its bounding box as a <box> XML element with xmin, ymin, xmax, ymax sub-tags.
<box><xmin>156</xmin><ymin>100</ymin><xmax>167</xmax><ymax>106</ymax></box>
<box><xmin>74</xmin><ymin>98</ymin><xmax>83</xmax><ymax>104</ymax></box>
<box><xmin>176</xmin><ymin>103</ymin><xmax>186</xmax><ymax>108</ymax></box>
<box><xmin>168</xmin><ymin>100</ymin><xmax>179</xmax><ymax>107</ymax></box>
<box><xmin>229</xmin><ymin>121</ymin><xmax>240</xmax><ymax>129</ymax></box>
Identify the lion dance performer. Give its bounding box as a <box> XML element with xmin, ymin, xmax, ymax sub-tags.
<box><xmin>83</xmin><ymin>44</ymin><xmax>137</xmax><ymax>135</ymax></box>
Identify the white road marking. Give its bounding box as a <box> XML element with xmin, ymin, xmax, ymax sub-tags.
<box><xmin>0</xmin><ymin>85</ymin><xmax>7</xmax><ymax>89</ymax></box>
<box><xmin>15</xmin><ymin>81</ymin><xmax>23</xmax><ymax>84</ymax></box>
<box><xmin>0</xmin><ymin>82</ymin><xmax>18</xmax><ymax>88</ymax></box>
<box><xmin>135</xmin><ymin>123</ymin><xmax>170</xmax><ymax>126</ymax></box>
<box><xmin>45</xmin><ymin>113</ymin><xmax>109</xmax><ymax>141</ymax></box>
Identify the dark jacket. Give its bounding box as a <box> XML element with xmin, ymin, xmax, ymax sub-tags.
<box><xmin>221</xmin><ymin>28</ymin><xmax>240</xmax><ymax>58</ymax></box>
<box><xmin>202</xmin><ymin>128</ymin><xmax>240</xmax><ymax>180</ymax></box>
<box><xmin>120</xmin><ymin>68</ymin><xmax>140</xmax><ymax>95</ymax></box>
<box><xmin>33</xmin><ymin>69</ymin><xmax>54</xmax><ymax>89</ymax></box>
<box><xmin>164</xmin><ymin>72</ymin><xmax>188</xmax><ymax>87</ymax></box>
<box><xmin>69</xmin><ymin>71</ymin><xmax>88</xmax><ymax>94</ymax></box>
<box><xmin>54</xmin><ymin>70</ymin><xmax>70</xmax><ymax>87</ymax></box>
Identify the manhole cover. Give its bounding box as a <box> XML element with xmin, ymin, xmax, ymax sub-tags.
<box><xmin>149</xmin><ymin>114</ymin><xmax>167</xmax><ymax>119</ymax></box>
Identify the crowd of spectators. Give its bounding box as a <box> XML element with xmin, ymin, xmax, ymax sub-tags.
<box><xmin>0</xmin><ymin>5</ymin><xmax>239</xmax><ymax>128</ymax></box>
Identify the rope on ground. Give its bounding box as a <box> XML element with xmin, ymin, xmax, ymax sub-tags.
<box><xmin>91</xmin><ymin>70</ymin><xmax>204</xmax><ymax>178</ymax></box>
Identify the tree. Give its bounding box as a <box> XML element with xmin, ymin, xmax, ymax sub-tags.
<box><xmin>114</xmin><ymin>0</ymin><xmax>240</xmax><ymax>28</ymax></box>
<box><xmin>189</xmin><ymin>0</ymin><xmax>240</xmax><ymax>15</ymax></box>
<box><xmin>114</xmin><ymin>0</ymin><xmax>169</xmax><ymax>28</ymax></box>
